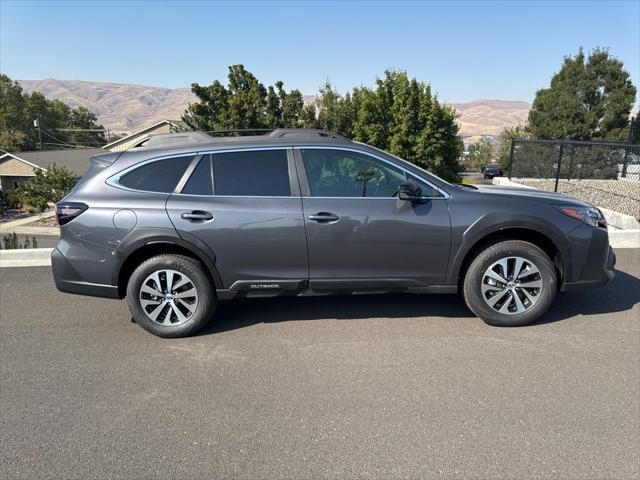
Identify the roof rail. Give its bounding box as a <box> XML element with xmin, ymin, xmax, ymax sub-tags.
<box><xmin>203</xmin><ymin>128</ymin><xmax>347</xmax><ymax>140</ymax></box>
<box><xmin>267</xmin><ymin>128</ymin><xmax>347</xmax><ymax>140</ymax></box>
<box><xmin>204</xmin><ymin>128</ymin><xmax>275</xmax><ymax>136</ymax></box>
<box><xmin>128</xmin><ymin>128</ymin><xmax>349</xmax><ymax>150</ymax></box>
<box><xmin>130</xmin><ymin>131</ymin><xmax>214</xmax><ymax>150</ymax></box>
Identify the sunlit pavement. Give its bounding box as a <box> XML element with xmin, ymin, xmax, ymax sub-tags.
<box><xmin>1</xmin><ymin>250</ymin><xmax>638</xmax><ymax>479</ymax></box>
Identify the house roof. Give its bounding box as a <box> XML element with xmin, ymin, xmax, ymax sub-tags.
<box><xmin>102</xmin><ymin>119</ymin><xmax>189</xmax><ymax>150</ymax></box>
<box><xmin>0</xmin><ymin>148</ymin><xmax>104</xmax><ymax>176</ymax></box>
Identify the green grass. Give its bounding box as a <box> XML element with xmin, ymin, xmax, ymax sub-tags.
<box><xmin>461</xmin><ymin>177</ymin><xmax>476</xmax><ymax>185</ymax></box>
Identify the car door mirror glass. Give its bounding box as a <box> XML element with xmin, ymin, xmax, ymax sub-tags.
<box><xmin>397</xmin><ymin>181</ymin><xmax>422</xmax><ymax>201</ymax></box>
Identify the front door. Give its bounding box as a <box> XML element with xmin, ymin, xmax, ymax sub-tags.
<box><xmin>296</xmin><ymin>147</ymin><xmax>451</xmax><ymax>289</ymax></box>
<box><xmin>166</xmin><ymin>149</ymin><xmax>308</xmax><ymax>291</ymax></box>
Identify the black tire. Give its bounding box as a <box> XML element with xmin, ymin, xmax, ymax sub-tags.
<box><xmin>126</xmin><ymin>254</ymin><xmax>216</xmax><ymax>338</ymax></box>
<box><xmin>463</xmin><ymin>240</ymin><xmax>557</xmax><ymax>327</ymax></box>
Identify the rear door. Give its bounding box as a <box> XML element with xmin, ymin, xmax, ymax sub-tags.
<box><xmin>166</xmin><ymin>148</ymin><xmax>308</xmax><ymax>291</ymax></box>
<box><xmin>295</xmin><ymin>147</ymin><xmax>451</xmax><ymax>289</ymax></box>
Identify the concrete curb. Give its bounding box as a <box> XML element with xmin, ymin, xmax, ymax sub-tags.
<box><xmin>0</xmin><ymin>211</ymin><xmax>56</xmax><ymax>233</ymax></box>
<box><xmin>3</xmin><ymin>226</ymin><xmax>60</xmax><ymax>236</ymax></box>
<box><xmin>0</xmin><ymin>248</ymin><xmax>54</xmax><ymax>268</ymax></box>
<box><xmin>608</xmin><ymin>230</ymin><xmax>640</xmax><ymax>249</ymax></box>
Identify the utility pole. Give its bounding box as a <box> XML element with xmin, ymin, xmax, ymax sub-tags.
<box><xmin>34</xmin><ymin>113</ymin><xmax>43</xmax><ymax>150</ymax></box>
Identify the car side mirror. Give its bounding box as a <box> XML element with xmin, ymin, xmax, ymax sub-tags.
<box><xmin>398</xmin><ymin>181</ymin><xmax>422</xmax><ymax>201</ymax></box>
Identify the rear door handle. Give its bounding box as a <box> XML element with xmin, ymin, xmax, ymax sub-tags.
<box><xmin>181</xmin><ymin>210</ymin><xmax>214</xmax><ymax>222</ymax></box>
<box><xmin>308</xmin><ymin>212</ymin><xmax>340</xmax><ymax>223</ymax></box>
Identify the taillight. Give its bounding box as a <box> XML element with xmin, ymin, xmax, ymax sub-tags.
<box><xmin>55</xmin><ymin>202</ymin><xmax>88</xmax><ymax>226</ymax></box>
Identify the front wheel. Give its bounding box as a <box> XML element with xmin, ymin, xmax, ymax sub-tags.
<box><xmin>126</xmin><ymin>254</ymin><xmax>216</xmax><ymax>337</ymax></box>
<box><xmin>463</xmin><ymin>240</ymin><xmax>557</xmax><ymax>327</ymax></box>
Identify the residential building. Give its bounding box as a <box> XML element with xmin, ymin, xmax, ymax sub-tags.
<box><xmin>103</xmin><ymin>119</ymin><xmax>190</xmax><ymax>152</ymax></box>
<box><xmin>0</xmin><ymin>148</ymin><xmax>103</xmax><ymax>190</ymax></box>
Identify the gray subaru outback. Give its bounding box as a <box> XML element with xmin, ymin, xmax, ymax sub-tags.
<box><xmin>52</xmin><ymin>129</ymin><xmax>615</xmax><ymax>337</ymax></box>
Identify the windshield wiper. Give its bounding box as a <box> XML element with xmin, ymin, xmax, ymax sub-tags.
<box><xmin>455</xmin><ymin>183</ymin><xmax>478</xmax><ymax>190</ymax></box>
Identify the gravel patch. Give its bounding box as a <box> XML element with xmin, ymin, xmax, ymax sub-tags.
<box><xmin>514</xmin><ymin>178</ymin><xmax>640</xmax><ymax>220</ymax></box>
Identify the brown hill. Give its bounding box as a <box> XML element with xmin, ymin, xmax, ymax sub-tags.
<box><xmin>18</xmin><ymin>79</ymin><xmax>531</xmax><ymax>139</ymax></box>
<box><xmin>450</xmin><ymin>99</ymin><xmax>530</xmax><ymax>140</ymax></box>
<box><xmin>19</xmin><ymin>78</ymin><xmax>196</xmax><ymax>133</ymax></box>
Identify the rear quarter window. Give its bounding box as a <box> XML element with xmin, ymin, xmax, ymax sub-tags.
<box><xmin>182</xmin><ymin>155</ymin><xmax>213</xmax><ymax>195</ymax></box>
<box><xmin>118</xmin><ymin>155</ymin><xmax>194</xmax><ymax>193</ymax></box>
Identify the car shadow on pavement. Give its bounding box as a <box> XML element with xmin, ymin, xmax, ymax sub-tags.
<box><xmin>195</xmin><ymin>268</ymin><xmax>640</xmax><ymax>335</ymax></box>
<box><xmin>198</xmin><ymin>293</ymin><xmax>473</xmax><ymax>335</ymax></box>
<box><xmin>535</xmin><ymin>269</ymin><xmax>640</xmax><ymax>325</ymax></box>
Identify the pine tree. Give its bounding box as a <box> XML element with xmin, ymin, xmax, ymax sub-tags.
<box><xmin>528</xmin><ymin>48</ymin><xmax>636</xmax><ymax>141</ymax></box>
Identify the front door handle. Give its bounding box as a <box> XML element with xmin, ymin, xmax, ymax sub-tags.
<box><xmin>181</xmin><ymin>210</ymin><xmax>214</xmax><ymax>222</ymax></box>
<box><xmin>308</xmin><ymin>212</ymin><xmax>340</xmax><ymax>223</ymax></box>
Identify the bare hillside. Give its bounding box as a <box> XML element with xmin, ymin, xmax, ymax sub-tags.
<box><xmin>19</xmin><ymin>78</ymin><xmax>196</xmax><ymax>133</ymax></box>
<box><xmin>18</xmin><ymin>79</ymin><xmax>531</xmax><ymax>138</ymax></box>
<box><xmin>451</xmin><ymin>99</ymin><xmax>530</xmax><ymax>140</ymax></box>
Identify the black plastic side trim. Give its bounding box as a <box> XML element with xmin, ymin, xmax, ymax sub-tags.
<box><xmin>113</xmin><ymin>227</ymin><xmax>223</xmax><ymax>289</ymax></box>
<box><xmin>309</xmin><ymin>278</ymin><xmax>429</xmax><ymax>290</ymax></box>
<box><xmin>215</xmin><ymin>283</ymin><xmax>457</xmax><ymax>300</ymax></box>
<box><xmin>229</xmin><ymin>279</ymin><xmax>307</xmax><ymax>291</ymax></box>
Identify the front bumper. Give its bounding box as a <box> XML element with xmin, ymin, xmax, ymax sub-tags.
<box><xmin>561</xmin><ymin>232</ymin><xmax>616</xmax><ymax>292</ymax></box>
<box><xmin>51</xmin><ymin>247</ymin><xmax>119</xmax><ymax>299</ymax></box>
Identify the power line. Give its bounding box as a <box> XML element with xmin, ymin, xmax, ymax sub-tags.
<box><xmin>39</xmin><ymin>129</ymin><xmax>99</xmax><ymax>149</ymax></box>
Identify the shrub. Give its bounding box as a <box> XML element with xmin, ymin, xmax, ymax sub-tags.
<box><xmin>15</xmin><ymin>164</ymin><xmax>79</xmax><ymax>212</ymax></box>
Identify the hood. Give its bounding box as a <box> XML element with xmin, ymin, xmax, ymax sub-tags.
<box><xmin>470</xmin><ymin>184</ymin><xmax>591</xmax><ymax>206</ymax></box>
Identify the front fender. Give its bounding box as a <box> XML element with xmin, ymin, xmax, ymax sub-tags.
<box><xmin>445</xmin><ymin>212</ymin><xmax>574</xmax><ymax>284</ymax></box>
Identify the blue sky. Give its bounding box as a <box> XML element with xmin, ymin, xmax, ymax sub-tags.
<box><xmin>1</xmin><ymin>0</ymin><xmax>638</xmax><ymax>102</ymax></box>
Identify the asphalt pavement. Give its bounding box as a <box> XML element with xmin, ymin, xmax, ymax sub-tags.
<box><xmin>1</xmin><ymin>250</ymin><xmax>639</xmax><ymax>479</ymax></box>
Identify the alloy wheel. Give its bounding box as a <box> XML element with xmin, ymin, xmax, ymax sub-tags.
<box><xmin>139</xmin><ymin>269</ymin><xmax>198</xmax><ymax>326</ymax></box>
<box><xmin>481</xmin><ymin>256</ymin><xmax>543</xmax><ymax>315</ymax></box>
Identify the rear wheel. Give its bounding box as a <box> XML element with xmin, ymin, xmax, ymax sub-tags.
<box><xmin>463</xmin><ymin>240</ymin><xmax>557</xmax><ymax>327</ymax></box>
<box><xmin>126</xmin><ymin>254</ymin><xmax>216</xmax><ymax>338</ymax></box>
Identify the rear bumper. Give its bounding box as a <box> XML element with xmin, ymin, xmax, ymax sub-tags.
<box><xmin>51</xmin><ymin>247</ymin><xmax>119</xmax><ymax>299</ymax></box>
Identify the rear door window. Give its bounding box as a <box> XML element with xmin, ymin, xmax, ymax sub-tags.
<box><xmin>212</xmin><ymin>150</ymin><xmax>290</xmax><ymax>196</ymax></box>
<box><xmin>119</xmin><ymin>155</ymin><xmax>194</xmax><ymax>193</ymax></box>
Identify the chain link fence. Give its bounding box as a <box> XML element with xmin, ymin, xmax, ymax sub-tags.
<box><xmin>507</xmin><ymin>139</ymin><xmax>640</xmax><ymax>220</ymax></box>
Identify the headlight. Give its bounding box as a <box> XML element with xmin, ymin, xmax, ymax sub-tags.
<box><xmin>555</xmin><ymin>205</ymin><xmax>606</xmax><ymax>227</ymax></box>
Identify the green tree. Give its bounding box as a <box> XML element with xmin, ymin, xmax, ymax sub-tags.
<box><xmin>630</xmin><ymin>114</ymin><xmax>639</xmax><ymax>144</ymax></box>
<box><xmin>528</xmin><ymin>48</ymin><xmax>637</xmax><ymax>141</ymax></box>
<box><xmin>277</xmin><ymin>81</ymin><xmax>305</xmax><ymax>128</ymax></box>
<box><xmin>0</xmin><ymin>74</ymin><xmax>107</xmax><ymax>151</ymax></box>
<box><xmin>494</xmin><ymin>125</ymin><xmax>529</xmax><ymax>170</ymax></box>
<box><xmin>184</xmin><ymin>66</ymin><xmax>463</xmax><ymax>181</ymax></box>
<box><xmin>66</xmin><ymin>107</ymin><xmax>107</xmax><ymax>146</ymax></box>
<box><xmin>301</xmin><ymin>103</ymin><xmax>319</xmax><ymax>128</ymax></box>
<box><xmin>315</xmin><ymin>81</ymin><xmax>353</xmax><ymax>135</ymax></box>
<box><xmin>15</xmin><ymin>164</ymin><xmax>79</xmax><ymax>212</ymax></box>
<box><xmin>184</xmin><ymin>65</ymin><xmax>307</xmax><ymax>131</ymax></box>
<box><xmin>0</xmin><ymin>75</ymin><xmax>30</xmax><ymax>150</ymax></box>
<box><xmin>464</xmin><ymin>140</ymin><xmax>493</xmax><ymax>170</ymax></box>
<box><xmin>225</xmin><ymin>64</ymin><xmax>268</xmax><ymax>129</ymax></box>
<box><xmin>312</xmin><ymin>70</ymin><xmax>463</xmax><ymax>181</ymax></box>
